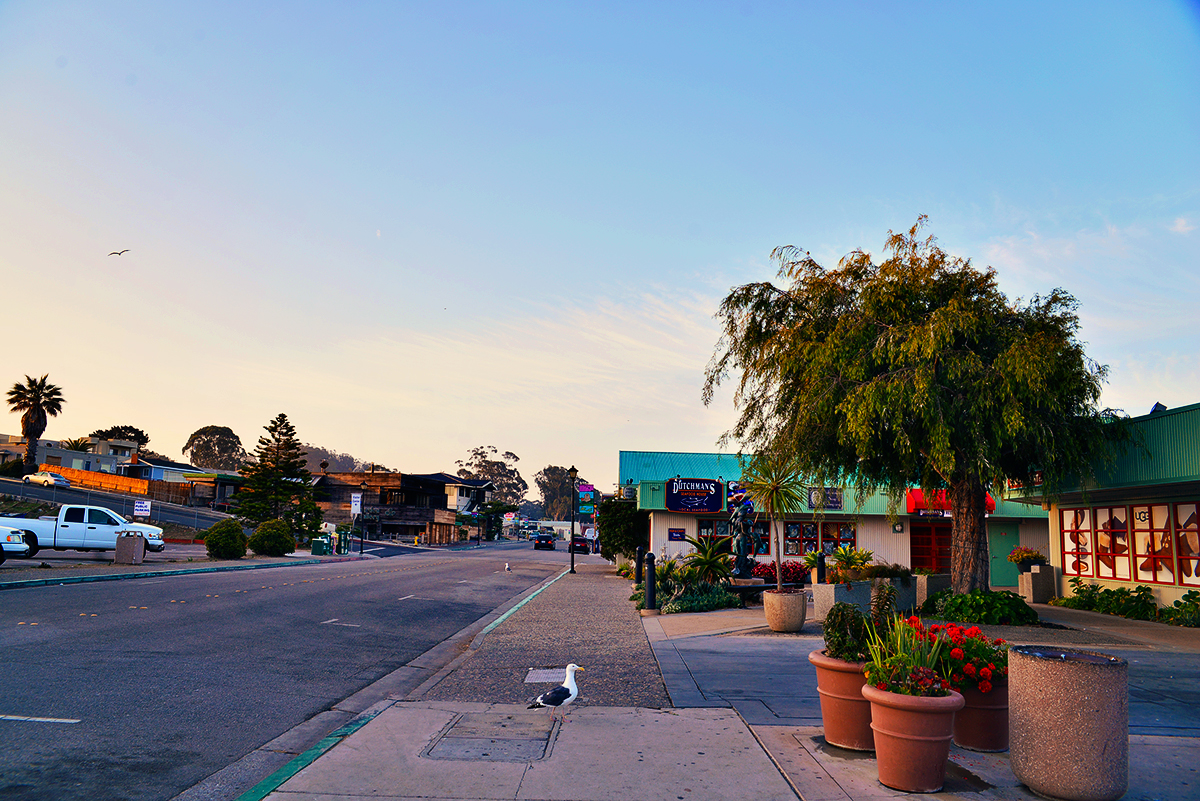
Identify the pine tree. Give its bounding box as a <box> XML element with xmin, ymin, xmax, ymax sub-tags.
<box><xmin>234</xmin><ymin>414</ymin><xmax>321</xmax><ymax>537</ymax></box>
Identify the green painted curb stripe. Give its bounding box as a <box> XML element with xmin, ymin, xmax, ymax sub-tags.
<box><xmin>0</xmin><ymin>557</ymin><xmax>366</xmax><ymax>592</ymax></box>
<box><xmin>478</xmin><ymin>568</ymin><xmax>569</xmax><ymax>638</ymax></box>
<box><xmin>235</xmin><ymin>709</ymin><xmax>382</xmax><ymax>801</ymax></box>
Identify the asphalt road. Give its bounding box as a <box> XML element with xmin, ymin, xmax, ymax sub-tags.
<box><xmin>0</xmin><ymin>542</ymin><xmax>593</xmax><ymax>801</ymax></box>
<box><xmin>0</xmin><ymin>477</ymin><xmax>227</xmax><ymax>530</ymax></box>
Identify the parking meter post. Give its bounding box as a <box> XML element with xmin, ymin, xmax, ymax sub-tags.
<box><xmin>635</xmin><ymin>546</ymin><xmax>645</xmax><ymax>585</ymax></box>
<box><xmin>645</xmin><ymin>552</ymin><xmax>656</xmax><ymax>611</ymax></box>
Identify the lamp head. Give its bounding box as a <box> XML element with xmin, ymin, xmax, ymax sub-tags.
<box><xmin>568</xmin><ymin>465</ymin><xmax>578</xmax><ymax>480</ymax></box>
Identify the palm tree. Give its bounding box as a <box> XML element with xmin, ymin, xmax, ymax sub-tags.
<box><xmin>740</xmin><ymin>451</ymin><xmax>807</xmax><ymax>590</ymax></box>
<box><xmin>6</xmin><ymin>375</ymin><xmax>66</xmax><ymax>471</ymax></box>
<box><xmin>60</xmin><ymin>437</ymin><xmax>93</xmax><ymax>452</ymax></box>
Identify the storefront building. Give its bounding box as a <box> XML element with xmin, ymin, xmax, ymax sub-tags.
<box><xmin>1006</xmin><ymin>401</ymin><xmax>1200</xmax><ymax>605</ymax></box>
<box><xmin>619</xmin><ymin>450</ymin><xmax>1049</xmax><ymax>589</ymax></box>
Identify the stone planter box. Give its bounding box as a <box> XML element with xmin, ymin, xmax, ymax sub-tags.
<box><xmin>1010</xmin><ymin>646</ymin><xmax>1128</xmax><ymax>801</ymax></box>
<box><xmin>1018</xmin><ymin>563</ymin><xmax>1056</xmax><ymax>604</ymax></box>
<box><xmin>915</xmin><ymin>573</ymin><xmax>951</xmax><ymax>609</ymax></box>
<box><xmin>812</xmin><ymin>578</ymin><xmax>916</xmax><ymax>620</ymax></box>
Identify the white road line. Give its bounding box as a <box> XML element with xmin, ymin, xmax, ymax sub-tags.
<box><xmin>457</xmin><ymin>580</ymin><xmax>469</xmax><ymax>583</ymax></box>
<box><xmin>331</xmin><ymin>622</ymin><xmax>360</xmax><ymax>627</ymax></box>
<box><xmin>320</xmin><ymin>618</ymin><xmax>339</xmax><ymax>624</ymax></box>
<box><xmin>398</xmin><ymin>594</ymin><xmax>415</xmax><ymax>601</ymax></box>
<box><xmin>0</xmin><ymin>715</ymin><xmax>81</xmax><ymax>724</ymax></box>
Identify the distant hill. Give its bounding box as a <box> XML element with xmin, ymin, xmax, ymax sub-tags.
<box><xmin>302</xmin><ymin>443</ymin><xmax>392</xmax><ymax>475</ymax></box>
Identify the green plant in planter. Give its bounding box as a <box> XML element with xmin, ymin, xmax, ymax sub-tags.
<box><xmin>871</xmin><ymin>582</ymin><xmax>898</xmax><ymax>626</ymax></box>
<box><xmin>1007</xmin><ymin>545</ymin><xmax>1047</xmax><ymax>567</ymax></box>
<box><xmin>864</xmin><ymin>615</ymin><xmax>951</xmax><ymax>696</ymax></box>
<box><xmin>922</xmin><ymin>588</ymin><xmax>1038</xmax><ymax>626</ymax></box>
<box><xmin>662</xmin><ymin>583</ymin><xmax>742</xmax><ymax>614</ymax></box>
<box><xmin>822</xmin><ymin>602</ymin><xmax>872</xmax><ymax>662</ymax></box>
<box><xmin>831</xmin><ymin>545</ymin><xmax>874</xmax><ymax>572</ymax></box>
<box><xmin>1160</xmin><ymin>590</ymin><xmax>1200</xmax><ymax>627</ymax></box>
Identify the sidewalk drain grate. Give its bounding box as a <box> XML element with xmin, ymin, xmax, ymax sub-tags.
<box><xmin>525</xmin><ymin>667</ymin><xmax>566</xmax><ymax>683</ymax></box>
<box><xmin>424</xmin><ymin>712</ymin><xmax>556</xmax><ymax>763</ymax></box>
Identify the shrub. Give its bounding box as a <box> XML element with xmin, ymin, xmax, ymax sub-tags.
<box><xmin>205</xmin><ymin>519</ymin><xmax>247</xmax><ymax>560</ymax></box>
<box><xmin>922</xmin><ymin>589</ymin><xmax>1039</xmax><ymax>626</ymax></box>
<box><xmin>249</xmin><ymin>519</ymin><xmax>296</xmax><ymax>557</ymax></box>
<box><xmin>1159</xmin><ymin>590</ymin><xmax>1200</xmax><ymax>627</ymax></box>
<box><xmin>0</xmin><ymin>459</ymin><xmax>25</xmax><ymax>478</ymax></box>
<box><xmin>662</xmin><ymin>583</ymin><xmax>742</xmax><ymax>614</ymax></box>
<box><xmin>860</xmin><ymin>562</ymin><xmax>914</xmax><ymax>585</ymax></box>
<box><xmin>822</xmin><ymin>602</ymin><xmax>871</xmax><ymax>662</ymax></box>
<box><xmin>1052</xmin><ymin>577</ymin><xmax>1159</xmax><ymax>621</ymax></box>
<box><xmin>751</xmin><ymin>559</ymin><xmax>808</xmax><ymax>584</ymax></box>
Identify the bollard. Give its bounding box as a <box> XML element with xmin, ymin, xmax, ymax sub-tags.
<box><xmin>816</xmin><ymin>553</ymin><xmax>826</xmax><ymax>585</ymax></box>
<box><xmin>644</xmin><ymin>552</ymin><xmax>656</xmax><ymax>610</ymax></box>
<box><xmin>635</xmin><ymin>545</ymin><xmax>645</xmax><ymax>585</ymax></box>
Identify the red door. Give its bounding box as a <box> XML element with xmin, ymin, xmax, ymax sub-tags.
<box><xmin>910</xmin><ymin>522</ymin><xmax>953</xmax><ymax>572</ymax></box>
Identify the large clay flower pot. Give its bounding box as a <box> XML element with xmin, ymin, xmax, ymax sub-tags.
<box><xmin>953</xmin><ymin>681</ymin><xmax>1008</xmax><ymax>752</ymax></box>
<box><xmin>807</xmin><ymin>650</ymin><xmax>873</xmax><ymax>751</ymax></box>
<box><xmin>763</xmin><ymin>589</ymin><xmax>807</xmax><ymax>632</ymax></box>
<box><xmin>862</xmin><ymin>685</ymin><xmax>964</xmax><ymax>793</ymax></box>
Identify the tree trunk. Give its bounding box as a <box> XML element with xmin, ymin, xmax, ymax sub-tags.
<box><xmin>773</xmin><ymin>515</ymin><xmax>783</xmax><ymax>588</ymax></box>
<box><xmin>949</xmin><ymin>476</ymin><xmax>990</xmax><ymax>594</ymax></box>
<box><xmin>21</xmin><ymin>411</ymin><xmax>46</xmax><ymax>471</ymax></box>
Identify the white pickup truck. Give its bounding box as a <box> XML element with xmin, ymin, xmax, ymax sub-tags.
<box><xmin>1</xmin><ymin>505</ymin><xmax>166</xmax><ymax>557</ymax></box>
<box><xmin>0</xmin><ymin>526</ymin><xmax>30</xmax><ymax>564</ymax></box>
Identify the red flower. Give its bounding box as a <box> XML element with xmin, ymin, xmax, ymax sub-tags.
<box><xmin>876</xmin><ymin>682</ymin><xmax>887</xmax><ymax>690</ymax></box>
<box><xmin>978</xmin><ymin>680</ymin><xmax>993</xmax><ymax>693</ymax></box>
<box><xmin>950</xmin><ymin>648</ymin><xmax>964</xmax><ymax>661</ymax></box>
<box><xmin>994</xmin><ymin>638</ymin><xmax>1006</xmax><ymax>646</ymax></box>
<box><xmin>907</xmin><ymin>616</ymin><xmax>921</xmax><ymax>629</ymax></box>
<box><xmin>963</xmin><ymin>663</ymin><xmax>976</xmax><ymax>677</ymax></box>
<box><xmin>964</xmin><ymin>626</ymin><xmax>983</xmax><ymax>639</ymax></box>
<box><xmin>941</xmin><ymin>679</ymin><xmax>950</xmax><ymax>689</ymax></box>
<box><xmin>979</xmin><ymin>667</ymin><xmax>992</xmax><ymax>681</ymax></box>
<box><xmin>952</xmin><ymin>673</ymin><xmax>963</xmax><ymax>683</ymax></box>
<box><xmin>987</xmin><ymin>663</ymin><xmax>995</xmax><ymax>671</ymax></box>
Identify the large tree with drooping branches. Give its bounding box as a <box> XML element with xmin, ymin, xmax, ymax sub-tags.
<box><xmin>703</xmin><ymin>218</ymin><xmax>1128</xmax><ymax>593</ymax></box>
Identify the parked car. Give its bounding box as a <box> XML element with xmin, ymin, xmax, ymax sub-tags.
<box><xmin>533</xmin><ymin>533</ymin><xmax>555</xmax><ymax>550</ymax></box>
<box><xmin>23</xmin><ymin>471</ymin><xmax>71</xmax><ymax>488</ymax></box>
<box><xmin>0</xmin><ymin>526</ymin><xmax>30</xmax><ymax>564</ymax></box>
<box><xmin>5</xmin><ymin>504</ymin><xmax>165</xmax><ymax>557</ymax></box>
<box><xmin>568</xmin><ymin>534</ymin><xmax>591</xmax><ymax>554</ymax></box>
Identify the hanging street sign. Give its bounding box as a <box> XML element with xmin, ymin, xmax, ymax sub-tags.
<box><xmin>578</xmin><ymin>504</ymin><xmax>595</xmax><ymax>514</ymax></box>
<box><xmin>578</xmin><ymin>483</ymin><xmax>594</xmax><ymax>492</ymax></box>
<box><xmin>351</xmin><ymin>493</ymin><xmax>362</xmax><ymax>516</ymax></box>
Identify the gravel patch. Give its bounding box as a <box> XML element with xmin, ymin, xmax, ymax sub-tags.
<box><xmin>423</xmin><ymin>565</ymin><xmax>671</xmax><ymax>709</ymax></box>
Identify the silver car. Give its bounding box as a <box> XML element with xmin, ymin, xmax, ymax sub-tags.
<box><xmin>23</xmin><ymin>471</ymin><xmax>71</xmax><ymax>488</ymax></box>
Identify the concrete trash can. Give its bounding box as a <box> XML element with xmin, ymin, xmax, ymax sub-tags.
<box><xmin>1009</xmin><ymin>646</ymin><xmax>1128</xmax><ymax>801</ymax></box>
<box><xmin>115</xmin><ymin>533</ymin><xmax>146</xmax><ymax>565</ymax></box>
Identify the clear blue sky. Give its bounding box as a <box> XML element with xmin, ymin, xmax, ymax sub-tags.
<box><xmin>2</xmin><ymin>1</ymin><xmax>1198</xmax><ymax>494</ymax></box>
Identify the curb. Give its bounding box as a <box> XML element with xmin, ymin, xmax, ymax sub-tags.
<box><xmin>0</xmin><ymin>555</ymin><xmax>368</xmax><ymax>591</ymax></box>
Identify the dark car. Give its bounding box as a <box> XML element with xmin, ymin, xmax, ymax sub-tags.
<box><xmin>568</xmin><ymin>535</ymin><xmax>590</xmax><ymax>554</ymax></box>
<box><xmin>533</xmin><ymin>533</ymin><xmax>555</xmax><ymax>550</ymax></box>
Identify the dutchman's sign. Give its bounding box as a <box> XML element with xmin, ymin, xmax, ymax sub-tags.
<box><xmin>664</xmin><ymin>478</ymin><xmax>724</xmax><ymax>514</ymax></box>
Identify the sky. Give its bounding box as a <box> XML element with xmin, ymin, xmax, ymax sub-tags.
<box><xmin>2</xmin><ymin>1</ymin><xmax>1198</xmax><ymax>497</ymax></box>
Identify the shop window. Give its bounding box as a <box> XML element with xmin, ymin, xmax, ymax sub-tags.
<box><xmin>1174</xmin><ymin>503</ymin><xmax>1200</xmax><ymax>587</ymax></box>
<box><xmin>1094</xmin><ymin>507</ymin><xmax>1131</xmax><ymax>581</ymax></box>
<box><xmin>784</xmin><ymin>522</ymin><xmax>820</xmax><ymax>556</ymax></box>
<box><xmin>697</xmin><ymin>519</ymin><xmax>733</xmax><ymax>553</ymax></box>
<box><xmin>819</xmin><ymin>522</ymin><xmax>856</xmax><ymax>554</ymax></box>
<box><xmin>910</xmin><ymin>523</ymin><xmax>952</xmax><ymax>573</ymax></box>
<box><xmin>1061</xmin><ymin>508</ymin><xmax>1093</xmax><ymax>577</ymax></box>
<box><xmin>1132</xmin><ymin>505</ymin><xmax>1175</xmax><ymax>584</ymax></box>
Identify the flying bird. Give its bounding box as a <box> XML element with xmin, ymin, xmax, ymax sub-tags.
<box><xmin>108</xmin><ymin>249</ymin><xmax>129</xmax><ymax>256</ymax></box>
<box><xmin>528</xmin><ymin>664</ymin><xmax>583</xmax><ymax>712</ymax></box>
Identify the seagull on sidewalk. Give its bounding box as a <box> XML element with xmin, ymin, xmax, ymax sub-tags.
<box><xmin>505</xmin><ymin>562</ymin><xmax>512</xmax><ymax>572</ymax></box>
<box><xmin>528</xmin><ymin>664</ymin><xmax>583</xmax><ymax>714</ymax></box>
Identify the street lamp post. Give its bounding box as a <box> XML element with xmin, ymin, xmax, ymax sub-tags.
<box><xmin>568</xmin><ymin>465</ymin><xmax>578</xmax><ymax>575</ymax></box>
<box><xmin>359</xmin><ymin>480</ymin><xmax>368</xmax><ymax>555</ymax></box>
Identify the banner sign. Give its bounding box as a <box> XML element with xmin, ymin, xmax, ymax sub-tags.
<box><xmin>807</xmin><ymin>487</ymin><xmax>843</xmax><ymax>511</ymax></box>
<box><xmin>668</xmin><ymin>528</ymin><xmax>686</xmax><ymax>541</ymax></box>
<box><xmin>350</xmin><ymin>493</ymin><xmax>362</xmax><ymax>516</ymax></box>
<box><xmin>664</xmin><ymin>478</ymin><xmax>724</xmax><ymax>514</ymax></box>
<box><xmin>578</xmin><ymin>483</ymin><xmax>594</xmax><ymax>492</ymax></box>
<box><xmin>578</xmin><ymin>491</ymin><xmax>593</xmax><ymax>501</ymax></box>
<box><xmin>134</xmin><ymin>500</ymin><xmax>151</xmax><ymax>517</ymax></box>
<box><xmin>578</xmin><ymin>504</ymin><xmax>594</xmax><ymax>514</ymax></box>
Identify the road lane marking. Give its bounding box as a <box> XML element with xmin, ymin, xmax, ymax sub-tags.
<box><xmin>397</xmin><ymin>594</ymin><xmax>415</xmax><ymax>601</ymax></box>
<box><xmin>0</xmin><ymin>714</ymin><xmax>81</xmax><ymax>724</ymax></box>
<box><xmin>320</xmin><ymin>618</ymin><xmax>339</xmax><ymax>624</ymax></box>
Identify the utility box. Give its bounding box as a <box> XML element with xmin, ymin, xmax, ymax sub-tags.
<box><xmin>115</xmin><ymin>532</ymin><xmax>146</xmax><ymax>565</ymax></box>
<box><xmin>311</xmin><ymin>537</ymin><xmax>329</xmax><ymax>556</ymax></box>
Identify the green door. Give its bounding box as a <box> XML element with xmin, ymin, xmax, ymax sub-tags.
<box><xmin>988</xmin><ymin>523</ymin><xmax>1020</xmax><ymax>588</ymax></box>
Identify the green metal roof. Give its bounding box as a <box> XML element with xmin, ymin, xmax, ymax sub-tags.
<box><xmin>621</xmin><ymin>450</ymin><xmax>1046</xmax><ymax>519</ymax></box>
<box><xmin>1086</xmin><ymin>401</ymin><xmax>1200</xmax><ymax>491</ymax></box>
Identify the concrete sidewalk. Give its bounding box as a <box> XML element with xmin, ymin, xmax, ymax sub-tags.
<box><xmin>250</xmin><ymin>572</ymin><xmax>1200</xmax><ymax>801</ymax></box>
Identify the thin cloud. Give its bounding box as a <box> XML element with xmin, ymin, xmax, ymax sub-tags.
<box><xmin>1170</xmin><ymin>217</ymin><xmax>1195</xmax><ymax>234</ymax></box>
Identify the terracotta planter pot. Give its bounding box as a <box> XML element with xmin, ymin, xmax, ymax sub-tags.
<box><xmin>763</xmin><ymin>589</ymin><xmax>807</xmax><ymax>632</ymax></box>
<box><xmin>807</xmin><ymin>650</ymin><xmax>873</xmax><ymax>751</ymax></box>
<box><xmin>953</xmin><ymin>681</ymin><xmax>1008</xmax><ymax>752</ymax></box>
<box><xmin>862</xmin><ymin>685</ymin><xmax>964</xmax><ymax>793</ymax></box>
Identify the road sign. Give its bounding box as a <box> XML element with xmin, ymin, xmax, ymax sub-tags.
<box><xmin>134</xmin><ymin>500</ymin><xmax>151</xmax><ymax>517</ymax></box>
<box><xmin>578</xmin><ymin>483</ymin><xmax>594</xmax><ymax>492</ymax></box>
<box><xmin>350</xmin><ymin>493</ymin><xmax>362</xmax><ymax>515</ymax></box>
